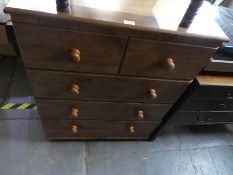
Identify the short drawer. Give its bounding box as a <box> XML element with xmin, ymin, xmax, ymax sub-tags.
<box><xmin>28</xmin><ymin>70</ymin><xmax>189</xmax><ymax>103</ymax></box>
<box><xmin>42</xmin><ymin>120</ymin><xmax>160</xmax><ymax>140</ymax></box>
<box><xmin>181</xmin><ymin>99</ymin><xmax>233</xmax><ymax>112</ymax></box>
<box><xmin>14</xmin><ymin>23</ymin><xmax>127</xmax><ymax>74</ymax></box>
<box><xmin>205</xmin><ymin>57</ymin><xmax>233</xmax><ymax>73</ymax></box>
<box><xmin>192</xmin><ymin>75</ymin><xmax>233</xmax><ymax>99</ymax></box>
<box><xmin>120</xmin><ymin>38</ymin><xmax>215</xmax><ymax>80</ymax></box>
<box><xmin>170</xmin><ymin>111</ymin><xmax>233</xmax><ymax>125</ymax></box>
<box><xmin>36</xmin><ymin>99</ymin><xmax>172</xmax><ymax>121</ymax></box>
<box><xmin>192</xmin><ymin>86</ymin><xmax>233</xmax><ymax>99</ymax></box>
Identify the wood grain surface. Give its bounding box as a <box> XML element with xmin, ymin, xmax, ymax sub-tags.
<box><xmin>14</xmin><ymin>23</ymin><xmax>127</xmax><ymax>74</ymax></box>
<box><xmin>36</xmin><ymin>99</ymin><xmax>172</xmax><ymax>121</ymax></box>
<box><xmin>120</xmin><ymin>38</ymin><xmax>216</xmax><ymax>80</ymax></box>
<box><xmin>27</xmin><ymin>70</ymin><xmax>190</xmax><ymax>103</ymax></box>
<box><xmin>42</xmin><ymin>120</ymin><xmax>160</xmax><ymax>140</ymax></box>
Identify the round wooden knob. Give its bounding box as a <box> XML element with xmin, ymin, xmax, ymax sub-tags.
<box><xmin>71</xmin><ymin>125</ymin><xmax>78</xmax><ymax>133</ymax></box>
<box><xmin>149</xmin><ymin>89</ymin><xmax>157</xmax><ymax>99</ymax></box>
<box><xmin>129</xmin><ymin>125</ymin><xmax>135</xmax><ymax>134</ymax></box>
<box><xmin>70</xmin><ymin>48</ymin><xmax>81</xmax><ymax>63</ymax></box>
<box><xmin>71</xmin><ymin>108</ymin><xmax>79</xmax><ymax>118</ymax></box>
<box><xmin>137</xmin><ymin>110</ymin><xmax>144</xmax><ymax>119</ymax></box>
<box><xmin>166</xmin><ymin>58</ymin><xmax>175</xmax><ymax>71</ymax></box>
<box><xmin>70</xmin><ymin>84</ymin><xmax>79</xmax><ymax>95</ymax></box>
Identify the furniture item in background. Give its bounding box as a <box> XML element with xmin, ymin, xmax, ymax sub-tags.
<box><xmin>4</xmin><ymin>0</ymin><xmax>227</xmax><ymax>140</ymax></box>
<box><xmin>168</xmin><ymin>75</ymin><xmax>233</xmax><ymax>125</ymax></box>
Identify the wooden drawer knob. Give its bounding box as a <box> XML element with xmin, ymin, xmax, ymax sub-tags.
<box><xmin>71</xmin><ymin>125</ymin><xmax>78</xmax><ymax>133</ymax></box>
<box><xmin>149</xmin><ymin>89</ymin><xmax>157</xmax><ymax>99</ymax></box>
<box><xmin>129</xmin><ymin>125</ymin><xmax>135</xmax><ymax>134</ymax></box>
<box><xmin>70</xmin><ymin>84</ymin><xmax>79</xmax><ymax>95</ymax></box>
<box><xmin>71</xmin><ymin>108</ymin><xmax>79</xmax><ymax>118</ymax></box>
<box><xmin>70</xmin><ymin>48</ymin><xmax>81</xmax><ymax>63</ymax></box>
<box><xmin>137</xmin><ymin>110</ymin><xmax>144</xmax><ymax>119</ymax></box>
<box><xmin>166</xmin><ymin>57</ymin><xmax>175</xmax><ymax>71</ymax></box>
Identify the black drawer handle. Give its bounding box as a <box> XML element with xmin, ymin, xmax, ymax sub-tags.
<box><xmin>226</xmin><ymin>91</ymin><xmax>233</xmax><ymax>99</ymax></box>
<box><xmin>197</xmin><ymin>116</ymin><xmax>212</xmax><ymax>123</ymax></box>
<box><xmin>212</xmin><ymin>103</ymin><xmax>226</xmax><ymax>110</ymax></box>
<box><xmin>197</xmin><ymin>116</ymin><xmax>205</xmax><ymax>123</ymax></box>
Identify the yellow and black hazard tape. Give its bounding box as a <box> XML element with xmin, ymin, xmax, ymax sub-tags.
<box><xmin>0</xmin><ymin>103</ymin><xmax>37</xmax><ymax>110</ymax></box>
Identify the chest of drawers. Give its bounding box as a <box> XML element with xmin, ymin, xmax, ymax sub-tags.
<box><xmin>169</xmin><ymin>75</ymin><xmax>233</xmax><ymax>125</ymax></box>
<box><xmin>5</xmin><ymin>0</ymin><xmax>228</xmax><ymax>140</ymax></box>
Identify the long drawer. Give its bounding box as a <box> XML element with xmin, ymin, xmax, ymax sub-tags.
<box><xmin>192</xmin><ymin>75</ymin><xmax>233</xmax><ymax>99</ymax></box>
<box><xmin>27</xmin><ymin>70</ymin><xmax>190</xmax><ymax>103</ymax></box>
<box><xmin>15</xmin><ymin>23</ymin><xmax>127</xmax><ymax>74</ymax></box>
<box><xmin>120</xmin><ymin>38</ymin><xmax>215</xmax><ymax>80</ymax></box>
<box><xmin>170</xmin><ymin>111</ymin><xmax>233</xmax><ymax>125</ymax></box>
<box><xmin>181</xmin><ymin>99</ymin><xmax>233</xmax><ymax>112</ymax></box>
<box><xmin>42</xmin><ymin>120</ymin><xmax>159</xmax><ymax>140</ymax></box>
<box><xmin>36</xmin><ymin>99</ymin><xmax>172</xmax><ymax>121</ymax></box>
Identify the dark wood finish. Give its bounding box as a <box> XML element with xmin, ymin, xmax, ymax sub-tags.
<box><xmin>0</xmin><ymin>42</ymin><xmax>16</xmax><ymax>56</ymax></box>
<box><xmin>14</xmin><ymin>23</ymin><xmax>127</xmax><ymax>74</ymax></box>
<box><xmin>42</xmin><ymin>120</ymin><xmax>160</xmax><ymax>140</ymax></box>
<box><xmin>192</xmin><ymin>75</ymin><xmax>233</xmax><ymax>99</ymax></box>
<box><xmin>170</xmin><ymin>111</ymin><xmax>233</xmax><ymax>125</ymax></box>
<box><xmin>4</xmin><ymin>0</ymin><xmax>228</xmax><ymax>48</ymax></box>
<box><xmin>120</xmin><ymin>38</ymin><xmax>215</xmax><ymax>80</ymax></box>
<box><xmin>10</xmin><ymin>12</ymin><xmax>225</xmax><ymax>48</ymax></box>
<box><xmin>36</xmin><ymin>99</ymin><xmax>172</xmax><ymax>121</ymax></box>
<box><xmin>4</xmin><ymin>0</ymin><xmax>228</xmax><ymax>140</ymax></box>
<box><xmin>27</xmin><ymin>70</ymin><xmax>190</xmax><ymax>103</ymax></box>
<box><xmin>204</xmin><ymin>58</ymin><xmax>233</xmax><ymax>73</ymax></box>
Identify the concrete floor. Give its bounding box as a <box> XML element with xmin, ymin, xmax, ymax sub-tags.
<box><xmin>0</xmin><ymin>57</ymin><xmax>233</xmax><ymax>175</ymax></box>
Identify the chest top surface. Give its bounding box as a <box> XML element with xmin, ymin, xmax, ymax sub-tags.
<box><xmin>5</xmin><ymin>0</ymin><xmax>228</xmax><ymax>42</ymax></box>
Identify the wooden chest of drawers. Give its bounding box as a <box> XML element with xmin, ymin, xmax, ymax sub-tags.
<box><xmin>5</xmin><ymin>0</ymin><xmax>228</xmax><ymax>140</ymax></box>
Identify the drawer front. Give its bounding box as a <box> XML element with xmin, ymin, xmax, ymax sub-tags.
<box><xmin>193</xmin><ymin>75</ymin><xmax>233</xmax><ymax>99</ymax></box>
<box><xmin>120</xmin><ymin>38</ymin><xmax>215</xmax><ymax>80</ymax></box>
<box><xmin>36</xmin><ymin>99</ymin><xmax>172</xmax><ymax>121</ymax></box>
<box><xmin>205</xmin><ymin>59</ymin><xmax>233</xmax><ymax>73</ymax></box>
<box><xmin>28</xmin><ymin>70</ymin><xmax>189</xmax><ymax>103</ymax></box>
<box><xmin>181</xmin><ymin>99</ymin><xmax>233</xmax><ymax>112</ymax></box>
<box><xmin>42</xmin><ymin>120</ymin><xmax>159</xmax><ymax>140</ymax></box>
<box><xmin>193</xmin><ymin>86</ymin><xmax>233</xmax><ymax>99</ymax></box>
<box><xmin>171</xmin><ymin>112</ymin><xmax>233</xmax><ymax>125</ymax></box>
<box><xmin>15</xmin><ymin>23</ymin><xmax>127</xmax><ymax>74</ymax></box>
